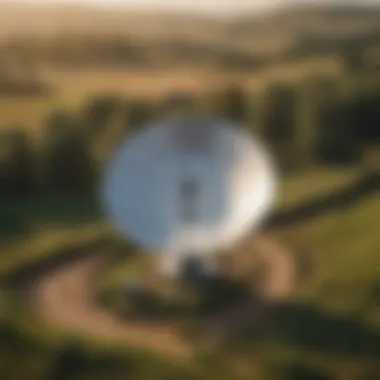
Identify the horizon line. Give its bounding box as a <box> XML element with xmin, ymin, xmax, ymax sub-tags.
<box><xmin>2</xmin><ymin>1</ymin><xmax>380</xmax><ymax>20</ymax></box>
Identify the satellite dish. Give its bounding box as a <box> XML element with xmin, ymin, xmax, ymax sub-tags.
<box><xmin>101</xmin><ymin>116</ymin><xmax>277</xmax><ymax>276</ymax></box>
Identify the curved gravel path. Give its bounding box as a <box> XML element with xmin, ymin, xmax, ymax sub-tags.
<box><xmin>31</xmin><ymin>235</ymin><xmax>296</xmax><ymax>358</ymax></box>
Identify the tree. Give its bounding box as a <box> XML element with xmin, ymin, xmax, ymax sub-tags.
<box><xmin>262</xmin><ymin>84</ymin><xmax>298</xmax><ymax>143</ymax></box>
<box><xmin>316</xmin><ymin>98</ymin><xmax>360</xmax><ymax>164</ymax></box>
<box><xmin>44</xmin><ymin>110</ymin><xmax>78</xmax><ymax>136</ymax></box>
<box><xmin>43</xmin><ymin>111</ymin><xmax>95</xmax><ymax>193</ymax></box>
<box><xmin>215</xmin><ymin>84</ymin><xmax>247</xmax><ymax>123</ymax></box>
<box><xmin>349</xmin><ymin>92</ymin><xmax>380</xmax><ymax>144</ymax></box>
<box><xmin>81</xmin><ymin>94</ymin><xmax>123</xmax><ymax>136</ymax></box>
<box><xmin>122</xmin><ymin>100</ymin><xmax>154</xmax><ymax>134</ymax></box>
<box><xmin>282</xmin><ymin>365</ymin><xmax>333</xmax><ymax>380</ymax></box>
<box><xmin>344</xmin><ymin>49</ymin><xmax>364</xmax><ymax>73</ymax></box>
<box><xmin>0</xmin><ymin>128</ymin><xmax>35</xmax><ymax>196</ymax></box>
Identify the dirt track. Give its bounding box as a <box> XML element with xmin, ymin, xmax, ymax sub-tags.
<box><xmin>32</xmin><ymin>236</ymin><xmax>296</xmax><ymax>359</ymax></box>
<box><xmin>28</xmin><ymin>173</ymin><xmax>380</xmax><ymax>358</ymax></box>
<box><xmin>33</xmin><ymin>255</ymin><xmax>193</xmax><ymax>358</ymax></box>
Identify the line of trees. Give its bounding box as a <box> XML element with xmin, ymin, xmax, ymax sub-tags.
<box><xmin>3</xmin><ymin>27</ymin><xmax>380</xmax><ymax>70</ymax></box>
<box><xmin>1</xmin><ymin>74</ymin><xmax>380</xmax><ymax>197</ymax></box>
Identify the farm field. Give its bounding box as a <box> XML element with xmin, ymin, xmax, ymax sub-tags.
<box><xmin>1</xmin><ymin>3</ymin><xmax>380</xmax><ymax>379</ymax></box>
<box><xmin>0</xmin><ymin>57</ymin><xmax>341</xmax><ymax>132</ymax></box>
<box><xmin>0</xmin><ymin>167</ymin><xmax>376</xmax><ymax>380</ymax></box>
<box><xmin>0</xmin><ymin>165</ymin><xmax>358</xmax><ymax>261</ymax></box>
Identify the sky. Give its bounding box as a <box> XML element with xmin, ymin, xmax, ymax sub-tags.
<box><xmin>4</xmin><ymin>0</ymin><xmax>377</xmax><ymax>16</ymax></box>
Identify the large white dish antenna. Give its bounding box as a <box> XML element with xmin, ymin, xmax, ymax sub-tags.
<box><xmin>101</xmin><ymin>117</ymin><xmax>276</xmax><ymax>257</ymax></box>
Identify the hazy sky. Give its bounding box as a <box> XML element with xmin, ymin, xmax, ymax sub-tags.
<box><xmin>5</xmin><ymin>0</ymin><xmax>376</xmax><ymax>15</ymax></box>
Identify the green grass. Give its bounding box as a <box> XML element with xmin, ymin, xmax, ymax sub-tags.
<box><xmin>0</xmin><ymin>195</ymin><xmax>104</xmax><ymax>244</ymax></box>
<box><xmin>281</xmin><ymin>192</ymin><xmax>380</xmax><ymax>318</ymax></box>
<box><xmin>95</xmin><ymin>253</ymin><xmax>151</xmax><ymax>290</ymax></box>
<box><xmin>0</xmin><ymin>168</ymin><xmax>378</xmax><ymax>380</ymax></box>
<box><xmin>0</xmin><ymin>194</ymin><xmax>112</xmax><ymax>276</ymax></box>
<box><xmin>0</xmin><ymin>59</ymin><xmax>343</xmax><ymax>133</ymax></box>
<box><xmin>275</xmin><ymin>165</ymin><xmax>360</xmax><ymax>212</ymax></box>
<box><xmin>0</xmin><ymin>56</ymin><xmax>379</xmax><ymax>380</ymax></box>
<box><xmin>95</xmin><ymin>165</ymin><xmax>362</xmax><ymax>293</ymax></box>
<box><xmin>214</xmin><ymin>192</ymin><xmax>380</xmax><ymax>379</ymax></box>
<box><xmin>93</xmin><ymin>172</ymin><xmax>380</xmax><ymax>379</ymax></box>
<box><xmin>0</xmin><ymin>307</ymin><xmax>209</xmax><ymax>380</ymax></box>
<box><xmin>0</xmin><ymin>222</ymin><xmax>113</xmax><ymax>276</ymax></box>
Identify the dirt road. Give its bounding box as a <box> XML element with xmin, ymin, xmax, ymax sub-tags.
<box><xmin>33</xmin><ymin>255</ymin><xmax>193</xmax><ymax>358</ymax></box>
<box><xmin>31</xmin><ymin>236</ymin><xmax>296</xmax><ymax>358</ymax></box>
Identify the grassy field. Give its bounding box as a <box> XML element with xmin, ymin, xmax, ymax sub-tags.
<box><xmin>0</xmin><ymin>169</ymin><xmax>378</xmax><ymax>380</ymax></box>
<box><xmin>0</xmin><ymin>195</ymin><xmax>103</xmax><ymax>244</ymax></box>
<box><xmin>0</xmin><ymin>58</ymin><xmax>341</xmax><ymax>132</ymax></box>
<box><xmin>0</xmin><ymin>63</ymin><xmax>377</xmax><ymax>379</ymax></box>
<box><xmin>0</xmin><ymin>194</ymin><xmax>111</xmax><ymax>277</ymax></box>
<box><xmin>0</xmin><ymin>164</ymin><xmax>359</xmax><ymax>265</ymax></box>
<box><xmin>88</xmin><ymin>169</ymin><xmax>380</xmax><ymax>380</ymax></box>
<box><xmin>279</xmin><ymin>192</ymin><xmax>380</xmax><ymax>315</ymax></box>
<box><xmin>275</xmin><ymin>165</ymin><xmax>360</xmax><ymax>212</ymax></box>
<box><xmin>0</xmin><ymin>222</ymin><xmax>113</xmax><ymax>277</ymax></box>
<box><xmin>251</xmin><ymin>193</ymin><xmax>380</xmax><ymax>380</ymax></box>
<box><xmin>94</xmin><ymin>165</ymin><xmax>362</xmax><ymax>292</ymax></box>
<box><xmin>0</xmin><ymin>4</ymin><xmax>379</xmax><ymax>379</ymax></box>
<box><xmin>193</xmin><ymin>190</ymin><xmax>380</xmax><ymax>380</ymax></box>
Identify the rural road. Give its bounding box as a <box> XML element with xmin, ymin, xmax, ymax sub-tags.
<box><xmin>32</xmin><ymin>254</ymin><xmax>193</xmax><ymax>358</ymax></box>
<box><xmin>31</xmin><ymin>235</ymin><xmax>296</xmax><ymax>359</ymax></box>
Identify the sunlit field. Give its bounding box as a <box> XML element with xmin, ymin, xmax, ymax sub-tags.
<box><xmin>0</xmin><ymin>57</ymin><xmax>341</xmax><ymax>132</ymax></box>
<box><xmin>1</xmin><ymin>3</ymin><xmax>380</xmax><ymax>380</ymax></box>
